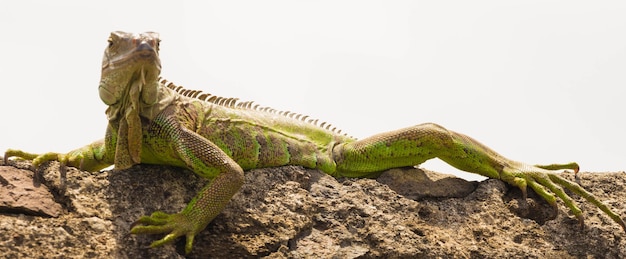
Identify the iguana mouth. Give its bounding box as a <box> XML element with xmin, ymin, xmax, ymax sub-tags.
<box><xmin>139</xmin><ymin>52</ymin><xmax>154</xmax><ymax>59</ymax></box>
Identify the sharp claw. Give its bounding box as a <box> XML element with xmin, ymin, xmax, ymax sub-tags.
<box><xmin>131</xmin><ymin>215</ymin><xmax>155</xmax><ymax>229</ymax></box>
<box><xmin>130</xmin><ymin>220</ymin><xmax>141</xmax><ymax>229</ymax></box>
<box><xmin>33</xmin><ymin>166</ymin><xmax>42</xmax><ymax>187</ymax></box>
<box><xmin>573</xmin><ymin>166</ymin><xmax>581</xmax><ymax>184</ymax></box>
<box><xmin>512</xmin><ymin>177</ymin><xmax>528</xmax><ymax>200</ymax></box>
<box><xmin>576</xmin><ymin>214</ymin><xmax>585</xmax><ymax>231</ymax></box>
<box><xmin>60</xmin><ymin>161</ymin><xmax>67</xmax><ymax>190</ymax></box>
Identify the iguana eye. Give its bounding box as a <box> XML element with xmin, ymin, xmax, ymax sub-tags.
<box><xmin>107</xmin><ymin>38</ymin><xmax>114</xmax><ymax>48</ymax></box>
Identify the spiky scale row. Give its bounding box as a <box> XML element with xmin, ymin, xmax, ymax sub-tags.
<box><xmin>161</xmin><ymin>78</ymin><xmax>349</xmax><ymax>137</ymax></box>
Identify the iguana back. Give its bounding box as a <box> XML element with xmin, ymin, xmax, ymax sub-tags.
<box><xmin>154</xmin><ymin>79</ymin><xmax>355</xmax><ymax>173</ymax></box>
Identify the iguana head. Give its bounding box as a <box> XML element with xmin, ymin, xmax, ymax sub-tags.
<box><xmin>99</xmin><ymin>31</ymin><xmax>162</xmax><ymax>169</ymax></box>
<box><xmin>99</xmin><ymin>31</ymin><xmax>161</xmax><ymax>107</ymax></box>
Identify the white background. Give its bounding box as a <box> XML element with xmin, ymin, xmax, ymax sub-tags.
<box><xmin>1</xmin><ymin>1</ymin><xmax>624</xmax><ymax>181</ymax></box>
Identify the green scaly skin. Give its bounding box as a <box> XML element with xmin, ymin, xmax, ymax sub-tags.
<box><xmin>4</xmin><ymin>31</ymin><xmax>625</xmax><ymax>254</ymax></box>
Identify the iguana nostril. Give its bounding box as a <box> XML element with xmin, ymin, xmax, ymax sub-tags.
<box><xmin>136</xmin><ymin>42</ymin><xmax>154</xmax><ymax>51</ymax></box>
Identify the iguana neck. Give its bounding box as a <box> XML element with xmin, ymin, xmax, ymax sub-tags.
<box><xmin>104</xmin><ymin>75</ymin><xmax>176</xmax><ymax>122</ymax></box>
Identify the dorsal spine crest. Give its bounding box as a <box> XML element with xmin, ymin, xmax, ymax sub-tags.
<box><xmin>159</xmin><ymin>78</ymin><xmax>349</xmax><ymax>136</ymax></box>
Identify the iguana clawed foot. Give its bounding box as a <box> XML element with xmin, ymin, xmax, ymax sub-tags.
<box><xmin>130</xmin><ymin>211</ymin><xmax>202</xmax><ymax>254</ymax></box>
<box><xmin>502</xmin><ymin>162</ymin><xmax>626</xmax><ymax>232</ymax></box>
<box><xmin>4</xmin><ymin>149</ymin><xmax>71</xmax><ymax>188</ymax></box>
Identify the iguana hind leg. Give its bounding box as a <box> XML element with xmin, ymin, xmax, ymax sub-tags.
<box><xmin>334</xmin><ymin>123</ymin><xmax>504</xmax><ymax>179</ymax></box>
<box><xmin>333</xmin><ymin>123</ymin><xmax>626</xmax><ymax>232</ymax></box>
<box><xmin>334</xmin><ymin>123</ymin><xmax>449</xmax><ymax>178</ymax></box>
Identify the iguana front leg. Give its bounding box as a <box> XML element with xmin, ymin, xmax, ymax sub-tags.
<box><xmin>333</xmin><ymin>123</ymin><xmax>626</xmax><ymax>232</ymax></box>
<box><xmin>4</xmin><ymin>140</ymin><xmax>112</xmax><ymax>189</ymax></box>
<box><xmin>129</xmin><ymin>116</ymin><xmax>244</xmax><ymax>254</ymax></box>
<box><xmin>4</xmin><ymin>139</ymin><xmax>112</xmax><ymax>172</ymax></box>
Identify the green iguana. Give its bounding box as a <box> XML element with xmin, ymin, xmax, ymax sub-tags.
<box><xmin>5</xmin><ymin>31</ymin><xmax>625</xmax><ymax>254</ymax></box>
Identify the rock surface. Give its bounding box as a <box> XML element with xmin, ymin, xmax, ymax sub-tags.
<box><xmin>0</xmin><ymin>157</ymin><xmax>625</xmax><ymax>258</ymax></box>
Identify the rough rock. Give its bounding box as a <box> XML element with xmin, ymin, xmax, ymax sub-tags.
<box><xmin>0</xmin><ymin>157</ymin><xmax>625</xmax><ymax>258</ymax></box>
<box><xmin>0</xmin><ymin>165</ymin><xmax>63</xmax><ymax>217</ymax></box>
